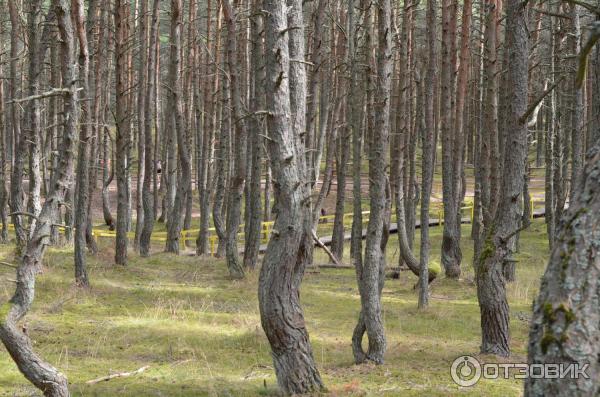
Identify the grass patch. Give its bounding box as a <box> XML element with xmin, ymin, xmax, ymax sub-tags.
<box><xmin>0</xmin><ymin>220</ymin><xmax>549</xmax><ymax>396</ymax></box>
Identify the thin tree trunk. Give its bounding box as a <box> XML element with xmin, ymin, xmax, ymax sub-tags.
<box><xmin>114</xmin><ymin>0</ymin><xmax>131</xmax><ymax>265</ymax></box>
<box><xmin>353</xmin><ymin>0</ymin><xmax>391</xmax><ymax>365</ymax></box>
<box><xmin>140</xmin><ymin>0</ymin><xmax>160</xmax><ymax>257</ymax></box>
<box><xmin>222</xmin><ymin>0</ymin><xmax>246</xmax><ymax>278</ymax></box>
<box><xmin>73</xmin><ymin>0</ymin><xmax>94</xmax><ymax>286</ymax></box>
<box><xmin>243</xmin><ymin>0</ymin><xmax>264</xmax><ymax>269</ymax></box>
<box><xmin>165</xmin><ymin>0</ymin><xmax>192</xmax><ymax>255</ymax></box>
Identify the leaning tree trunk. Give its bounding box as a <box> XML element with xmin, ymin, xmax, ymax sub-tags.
<box><xmin>0</xmin><ymin>1</ymin><xmax>78</xmax><ymax>395</ymax></box>
<box><xmin>475</xmin><ymin>0</ymin><xmax>528</xmax><ymax>357</ymax></box>
<box><xmin>525</xmin><ymin>142</ymin><xmax>600</xmax><ymax>396</ymax></box>
<box><xmin>257</xmin><ymin>0</ymin><xmax>324</xmax><ymax>392</ymax></box>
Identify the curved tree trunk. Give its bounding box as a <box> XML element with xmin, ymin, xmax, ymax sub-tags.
<box><xmin>353</xmin><ymin>0</ymin><xmax>391</xmax><ymax>365</ymax></box>
<box><xmin>0</xmin><ymin>1</ymin><xmax>78</xmax><ymax>394</ymax></box>
<box><xmin>475</xmin><ymin>0</ymin><xmax>527</xmax><ymax>357</ymax></box>
<box><xmin>258</xmin><ymin>0</ymin><xmax>324</xmax><ymax>392</ymax></box>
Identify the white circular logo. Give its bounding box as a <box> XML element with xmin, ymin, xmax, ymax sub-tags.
<box><xmin>451</xmin><ymin>355</ymin><xmax>482</xmax><ymax>387</ymax></box>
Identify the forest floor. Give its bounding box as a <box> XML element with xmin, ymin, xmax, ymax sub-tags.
<box><xmin>0</xmin><ymin>219</ymin><xmax>549</xmax><ymax>396</ymax></box>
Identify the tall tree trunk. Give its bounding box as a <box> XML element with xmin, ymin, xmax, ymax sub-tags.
<box><xmin>133</xmin><ymin>0</ymin><xmax>148</xmax><ymax>251</ymax></box>
<box><xmin>0</xmin><ymin>1</ymin><xmax>78</xmax><ymax>394</ymax></box>
<box><xmin>243</xmin><ymin>0</ymin><xmax>265</xmax><ymax>269</ymax></box>
<box><xmin>258</xmin><ymin>0</ymin><xmax>324</xmax><ymax>392</ymax></box>
<box><xmin>165</xmin><ymin>0</ymin><xmax>192</xmax><ymax>254</ymax></box>
<box><xmin>525</xmin><ymin>142</ymin><xmax>600</xmax><ymax>396</ymax></box>
<box><xmin>114</xmin><ymin>0</ymin><xmax>131</xmax><ymax>265</ymax></box>
<box><xmin>440</xmin><ymin>0</ymin><xmax>462</xmax><ymax>278</ymax></box>
<box><xmin>475</xmin><ymin>0</ymin><xmax>528</xmax><ymax>357</ymax></box>
<box><xmin>353</xmin><ymin>0</ymin><xmax>392</xmax><ymax>365</ymax></box>
<box><xmin>0</xmin><ymin>7</ymin><xmax>9</xmax><ymax>243</ymax></box>
<box><xmin>73</xmin><ymin>0</ymin><xmax>94</xmax><ymax>286</ymax></box>
<box><xmin>9</xmin><ymin>0</ymin><xmax>27</xmax><ymax>255</ymax></box>
<box><xmin>222</xmin><ymin>0</ymin><xmax>246</xmax><ymax>278</ymax></box>
<box><xmin>140</xmin><ymin>0</ymin><xmax>160</xmax><ymax>257</ymax></box>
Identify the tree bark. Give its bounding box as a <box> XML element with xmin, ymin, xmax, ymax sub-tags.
<box><xmin>243</xmin><ymin>0</ymin><xmax>265</xmax><ymax>270</ymax></box>
<box><xmin>165</xmin><ymin>0</ymin><xmax>192</xmax><ymax>255</ymax></box>
<box><xmin>114</xmin><ymin>0</ymin><xmax>131</xmax><ymax>265</ymax></box>
<box><xmin>140</xmin><ymin>0</ymin><xmax>160</xmax><ymax>257</ymax></box>
<box><xmin>222</xmin><ymin>0</ymin><xmax>246</xmax><ymax>278</ymax></box>
<box><xmin>0</xmin><ymin>1</ymin><xmax>78</xmax><ymax>395</ymax></box>
<box><xmin>258</xmin><ymin>0</ymin><xmax>324</xmax><ymax>391</ymax></box>
<box><xmin>525</xmin><ymin>142</ymin><xmax>600</xmax><ymax>396</ymax></box>
<box><xmin>475</xmin><ymin>0</ymin><xmax>528</xmax><ymax>357</ymax></box>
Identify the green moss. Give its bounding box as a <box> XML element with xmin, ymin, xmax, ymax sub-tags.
<box><xmin>543</xmin><ymin>302</ymin><xmax>555</xmax><ymax>322</ymax></box>
<box><xmin>541</xmin><ymin>333</ymin><xmax>556</xmax><ymax>354</ymax></box>
<box><xmin>428</xmin><ymin>261</ymin><xmax>441</xmax><ymax>277</ymax></box>
<box><xmin>556</xmin><ymin>303</ymin><xmax>576</xmax><ymax>325</ymax></box>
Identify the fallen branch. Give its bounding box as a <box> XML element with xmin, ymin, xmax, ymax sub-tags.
<box><xmin>0</xmin><ymin>261</ymin><xmax>18</xmax><ymax>269</ymax></box>
<box><xmin>311</xmin><ymin>230</ymin><xmax>341</xmax><ymax>266</ymax></box>
<box><xmin>86</xmin><ymin>366</ymin><xmax>150</xmax><ymax>384</ymax></box>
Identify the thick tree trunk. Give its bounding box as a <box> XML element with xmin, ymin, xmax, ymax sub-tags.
<box><xmin>0</xmin><ymin>1</ymin><xmax>78</xmax><ymax>395</ymax></box>
<box><xmin>475</xmin><ymin>0</ymin><xmax>527</xmax><ymax>357</ymax></box>
<box><xmin>525</xmin><ymin>142</ymin><xmax>600</xmax><ymax>396</ymax></box>
<box><xmin>258</xmin><ymin>0</ymin><xmax>324</xmax><ymax>392</ymax></box>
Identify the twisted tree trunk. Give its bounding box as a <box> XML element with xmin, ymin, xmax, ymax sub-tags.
<box><xmin>258</xmin><ymin>0</ymin><xmax>324</xmax><ymax>392</ymax></box>
<box><xmin>0</xmin><ymin>1</ymin><xmax>78</xmax><ymax>394</ymax></box>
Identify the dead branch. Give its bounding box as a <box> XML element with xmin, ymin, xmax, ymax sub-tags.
<box><xmin>85</xmin><ymin>366</ymin><xmax>150</xmax><ymax>384</ymax></box>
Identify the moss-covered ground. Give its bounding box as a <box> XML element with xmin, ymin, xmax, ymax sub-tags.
<box><xmin>0</xmin><ymin>219</ymin><xmax>549</xmax><ymax>396</ymax></box>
